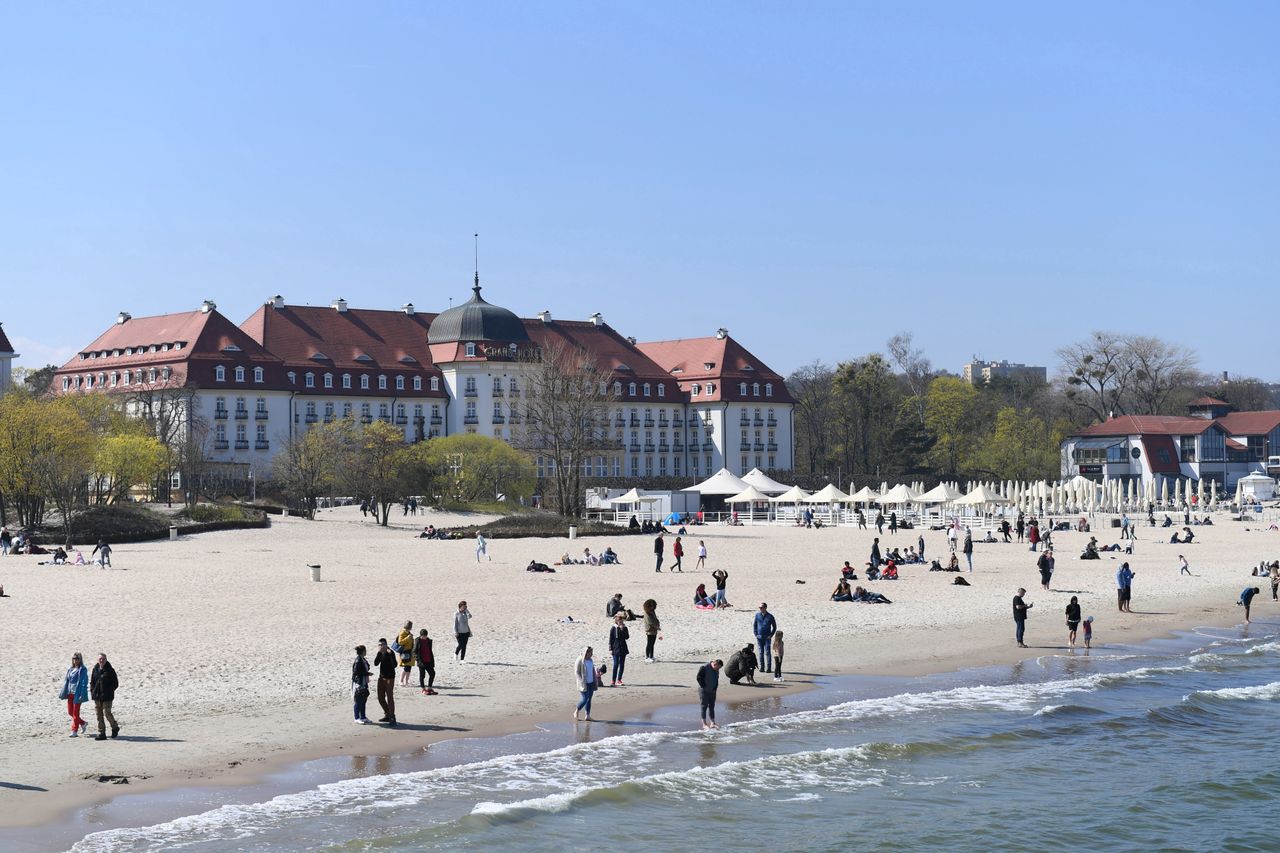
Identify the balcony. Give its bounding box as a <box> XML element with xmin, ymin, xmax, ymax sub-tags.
<box><xmin>704</xmin><ymin>423</ymin><xmax>714</xmax><ymax>434</ymax></box>
<box><xmin>234</xmin><ymin>440</ymin><xmax>250</xmax><ymax>450</ymax></box>
<box><xmin>643</xmin><ymin>417</ymin><xmax>654</xmax><ymax>427</ymax></box>
<box><xmin>464</xmin><ymin>388</ymin><xmax>478</xmax><ymax>397</ymax></box>
<box><xmin>491</xmin><ymin>387</ymin><xmax>504</xmax><ymax>397</ymax></box>
<box><xmin>323</xmin><ymin>414</ymin><xmax>335</xmax><ymax>423</ymax></box>
<box><xmin>255</xmin><ymin>410</ymin><xmax>269</xmax><ymax>420</ymax></box>
<box><xmin>213</xmin><ymin>439</ymin><xmax>229</xmax><ymax>451</ymax></box>
<box><xmin>360</xmin><ymin>414</ymin><xmax>373</xmax><ymax>424</ymax></box>
<box><xmin>767</xmin><ymin>418</ymin><xmax>777</xmax><ymax>427</ymax></box>
<box><xmin>629</xmin><ymin>442</ymin><xmax>641</xmax><ymax>453</ymax></box>
<box><xmin>753</xmin><ymin>442</ymin><xmax>765</xmax><ymax>452</ymax></box>
<box><xmin>233</xmin><ymin>409</ymin><xmax>247</xmax><ymax>420</ymax></box>
<box><xmin>673</xmin><ymin>442</ymin><xmax>684</xmax><ymax>452</ymax></box>
<box><xmin>378</xmin><ymin>414</ymin><xmax>392</xmax><ymax>423</ymax></box>
<box><xmin>214</xmin><ymin>409</ymin><xmax>228</xmax><ymax>420</ymax></box>
<box><xmin>614</xmin><ymin>416</ymin><xmax>625</xmax><ymax>427</ymax></box>
<box><xmin>255</xmin><ymin>440</ymin><xmax>270</xmax><ymax>451</ymax></box>
<box><xmin>304</xmin><ymin>413</ymin><xmax>318</xmax><ymax>423</ymax></box>
<box><xmin>509</xmin><ymin>414</ymin><xmax>522</xmax><ymax>424</ymax></box>
<box><xmin>767</xmin><ymin>442</ymin><xmax>778</xmax><ymax>452</ymax></box>
<box><xmin>702</xmin><ymin>441</ymin><xmax>715</xmax><ymax>451</ymax></box>
<box><xmin>509</xmin><ymin>388</ymin><xmax>521</xmax><ymax>398</ymax></box>
<box><xmin>754</xmin><ymin>417</ymin><xmax>765</xmax><ymax>426</ymax></box>
<box><xmin>644</xmin><ymin>443</ymin><xmax>656</xmax><ymax>452</ymax></box>
<box><xmin>658</xmin><ymin>443</ymin><xmax>670</xmax><ymax>453</ymax></box>
<box><xmin>430</xmin><ymin>415</ymin><xmax>443</xmax><ymax>424</ymax></box>
<box><xmin>492</xmin><ymin>414</ymin><xmax>506</xmax><ymax>424</ymax></box>
<box><xmin>629</xmin><ymin>416</ymin><xmax>640</xmax><ymax>427</ymax></box>
<box><xmin>672</xmin><ymin>417</ymin><xmax>683</xmax><ymax>427</ymax></box>
<box><xmin>464</xmin><ymin>415</ymin><xmax>479</xmax><ymax>424</ymax></box>
<box><xmin>395</xmin><ymin>414</ymin><xmax>408</xmax><ymax>425</ymax></box>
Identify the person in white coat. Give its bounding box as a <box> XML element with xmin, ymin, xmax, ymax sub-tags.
<box><xmin>573</xmin><ymin>647</ymin><xmax>599</xmax><ymax>722</ymax></box>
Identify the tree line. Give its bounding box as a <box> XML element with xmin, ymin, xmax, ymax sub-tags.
<box><xmin>788</xmin><ymin>331</ymin><xmax>1279</xmax><ymax>486</ymax></box>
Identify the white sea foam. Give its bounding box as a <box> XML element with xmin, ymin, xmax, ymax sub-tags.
<box><xmin>1188</xmin><ymin>681</ymin><xmax>1280</xmax><ymax>702</ymax></box>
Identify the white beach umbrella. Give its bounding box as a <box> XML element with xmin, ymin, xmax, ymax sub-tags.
<box><xmin>1235</xmin><ymin>479</ymin><xmax>1245</xmax><ymax>508</ymax></box>
<box><xmin>847</xmin><ymin>486</ymin><xmax>879</xmax><ymax>505</ymax></box>
<box><xmin>804</xmin><ymin>483</ymin><xmax>852</xmax><ymax>503</ymax></box>
<box><xmin>1159</xmin><ymin>478</ymin><xmax>1169</xmax><ymax>506</ymax></box>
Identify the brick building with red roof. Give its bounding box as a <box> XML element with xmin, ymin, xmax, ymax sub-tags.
<box><xmin>53</xmin><ymin>287</ymin><xmax>795</xmax><ymax>483</ymax></box>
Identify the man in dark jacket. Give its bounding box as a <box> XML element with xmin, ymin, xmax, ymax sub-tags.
<box><xmin>654</xmin><ymin>533</ymin><xmax>665</xmax><ymax>572</ymax></box>
<box><xmin>696</xmin><ymin>659</ymin><xmax>723</xmax><ymax>729</ymax></box>
<box><xmin>725</xmin><ymin>645</ymin><xmax>758</xmax><ymax>685</ymax></box>
<box><xmin>372</xmin><ymin>639</ymin><xmax>397</xmax><ymax>726</ymax></box>
<box><xmin>90</xmin><ymin>653</ymin><xmax>120</xmax><ymax>740</ymax></box>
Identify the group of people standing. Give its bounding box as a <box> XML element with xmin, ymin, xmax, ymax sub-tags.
<box><xmin>350</xmin><ymin>602</ymin><xmax>473</xmax><ymax>726</ymax></box>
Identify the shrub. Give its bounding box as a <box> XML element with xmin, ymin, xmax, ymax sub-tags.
<box><xmin>176</xmin><ymin>504</ymin><xmax>255</xmax><ymax>523</ymax></box>
<box><xmin>445</xmin><ymin>513</ymin><xmax>641</xmax><ymax>539</ymax></box>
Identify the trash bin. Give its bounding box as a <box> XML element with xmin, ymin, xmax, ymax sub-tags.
<box><xmin>169</xmin><ymin>525</ymin><xmax>178</xmax><ymax>541</ymax></box>
<box><xmin>1110</xmin><ymin>518</ymin><xmax>1121</xmax><ymax>528</ymax></box>
<box><xmin>568</xmin><ymin>525</ymin><xmax>578</xmax><ymax>540</ymax></box>
<box><xmin>309</xmin><ymin>564</ymin><xmax>322</xmax><ymax>582</ymax></box>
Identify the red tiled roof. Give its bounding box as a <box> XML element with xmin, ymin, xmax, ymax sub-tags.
<box><xmin>522</xmin><ymin>319</ymin><xmax>681</xmax><ymax>402</ymax></box>
<box><xmin>1073</xmin><ymin>415</ymin><xmax>1214</xmax><ymax>437</ymax></box>
<box><xmin>1188</xmin><ymin>396</ymin><xmax>1229</xmax><ymax>407</ymax></box>
<box><xmin>1141</xmin><ymin>435</ymin><xmax>1181</xmax><ymax>474</ymax></box>
<box><xmin>1217</xmin><ymin>411</ymin><xmax>1280</xmax><ymax>436</ymax></box>
<box><xmin>0</xmin><ymin>323</ymin><xmax>13</xmax><ymax>354</ymax></box>
<box><xmin>1226</xmin><ymin>438</ymin><xmax>1248</xmax><ymax>451</ymax></box>
<box><xmin>636</xmin><ymin>336</ymin><xmax>794</xmax><ymax>404</ymax></box>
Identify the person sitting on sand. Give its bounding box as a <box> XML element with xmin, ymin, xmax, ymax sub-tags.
<box><xmin>583</xmin><ymin>547</ymin><xmax>598</xmax><ymax>565</ymax></box>
<box><xmin>52</xmin><ymin>547</ymin><xmax>67</xmax><ymax>564</ymax></box>
<box><xmin>694</xmin><ymin>584</ymin><xmax>714</xmax><ymax>608</ymax></box>
<box><xmin>982</xmin><ymin>531</ymin><xmax>998</xmax><ymax>543</ymax></box>
<box><xmin>1182</xmin><ymin>527</ymin><xmax>1195</xmax><ymax>543</ymax></box>
<box><xmin>418</xmin><ymin>524</ymin><xmax>436</xmax><ymax>539</ymax></box>
<box><xmin>929</xmin><ymin>559</ymin><xmax>945</xmax><ymax>572</ymax></box>
<box><xmin>851</xmin><ymin>586</ymin><xmax>892</xmax><ymax>604</ymax></box>
<box><xmin>947</xmin><ymin>553</ymin><xmax>960</xmax><ymax>572</ymax></box>
<box><xmin>840</xmin><ymin>560</ymin><xmax>857</xmax><ymax>579</ymax></box>
<box><xmin>725</xmin><ymin>645</ymin><xmax>758</xmax><ymax>685</ymax></box>
<box><xmin>1081</xmin><ymin>537</ymin><xmax>1100</xmax><ymax>560</ymax></box>
<box><xmin>881</xmin><ymin>562</ymin><xmax>899</xmax><ymax>580</ymax></box>
<box><xmin>831</xmin><ymin>579</ymin><xmax>854</xmax><ymax>602</ymax></box>
<box><xmin>73</xmin><ymin>550</ymin><xmax>86</xmax><ymax>566</ymax></box>
<box><xmin>1162</xmin><ymin>515</ymin><xmax>1173</xmax><ymax>527</ymax></box>
<box><xmin>601</xmin><ymin>547</ymin><xmax>620</xmax><ymax>565</ymax></box>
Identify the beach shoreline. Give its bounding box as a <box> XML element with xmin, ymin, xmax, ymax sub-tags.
<box><xmin>0</xmin><ymin>506</ymin><xmax>1273</xmax><ymax>844</ymax></box>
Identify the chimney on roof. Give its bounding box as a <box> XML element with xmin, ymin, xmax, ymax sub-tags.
<box><xmin>715</xmin><ymin>327</ymin><xmax>728</xmax><ymax>340</ymax></box>
<box><xmin>538</xmin><ymin>310</ymin><xmax>552</xmax><ymax>323</ymax></box>
<box><xmin>331</xmin><ymin>298</ymin><xmax>348</xmax><ymax>313</ymax></box>
<box><xmin>269</xmin><ymin>295</ymin><xmax>284</xmax><ymax>309</ymax></box>
<box><xmin>200</xmin><ymin>300</ymin><xmax>217</xmax><ymax>314</ymax></box>
<box><xmin>402</xmin><ymin>303</ymin><xmax>415</xmax><ymax>316</ymax></box>
<box><xmin>626</xmin><ymin>335</ymin><xmax>636</xmax><ymax>345</ymax></box>
<box><xmin>589</xmin><ymin>312</ymin><xmax>603</xmax><ymax>326</ymax></box>
<box><xmin>116</xmin><ymin>311</ymin><xmax>131</xmax><ymax>325</ymax></box>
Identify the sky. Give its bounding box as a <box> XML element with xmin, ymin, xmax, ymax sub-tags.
<box><xmin>2</xmin><ymin>3</ymin><xmax>1277</xmax><ymax>380</ymax></box>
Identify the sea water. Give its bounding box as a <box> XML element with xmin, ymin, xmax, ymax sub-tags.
<box><xmin>65</xmin><ymin>622</ymin><xmax>1280</xmax><ymax>852</ymax></box>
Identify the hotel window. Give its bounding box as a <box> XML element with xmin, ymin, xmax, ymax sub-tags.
<box><xmin>465</xmin><ymin>343</ymin><xmax>476</xmax><ymax>357</ymax></box>
<box><xmin>612</xmin><ymin>457</ymin><xmax>621</xmax><ymax>477</ymax></box>
<box><xmin>643</xmin><ymin>383</ymin><xmax>651</xmax><ymax>397</ymax></box>
<box><xmin>414</xmin><ymin>403</ymin><xmax>423</xmax><ymax>419</ymax></box>
<box><xmin>235</xmin><ymin>366</ymin><xmax>245</xmax><ymax>383</ymax></box>
<box><xmin>215</xmin><ymin>424</ymin><xmax>226</xmax><ymax>443</ymax></box>
<box><xmin>413</xmin><ymin>376</ymin><xmax>421</xmax><ymax>391</ymax></box>
<box><xmin>325</xmin><ymin>402</ymin><xmax>335</xmax><ymax>420</ymax></box>
<box><xmin>630</xmin><ymin>457</ymin><xmax>639</xmax><ymax>477</ymax></box>
<box><xmin>493</xmin><ymin>377</ymin><xmax>502</xmax><ymax>394</ymax></box>
<box><xmin>511</xmin><ymin>377</ymin><xmax>519</xmax><ymax>393</ymax></box>
<box><xmin>254</xmin><ymin>367</ymin><xmax>264</xmax><ymax>383</ymax></box>
<box><xmin>706</xmin><ymin>454</ymin><xmax>713</xmax><ymax>470</ymax></box>
<box><xmin>161</xmin><ymin>367</ymin><xmax>171</xmax><ymax>381</ymax></box>
<box><xmin>397</xmin><ymin>403</ymin><xmax>406</xmax><ymax>420</ymax></box>
<box><xmin>657</xmin><ymin>383</ymin><xmax>665</xmax><ymax>397</ymax></box>
<box><xmin>741</xmin><ymin>455</ymin><xmax>748</xmax><ymax>470</ymax></box>
<box><xmin>379</xmin><ymin>403</ymin><xmax>389</xmax><ymax>419</ymax></box>
<box><xmin>256</xmin><ymin>397</ymin><xmax>266</xmax><ymax>414</ymax></box>
<box><xmin>396</xmin><ymin>375</ymin><xmax>405</xmax><ymax>391</ymax></box>
<box><xmin>659</xmin><ymin>457</ymin><xmax>668</xmax><ymax>475</ymax></box>
<box><xmin>361</xmin><ymin>403</ymin><xmax>371</xmax><ymax>419</ymax></box>
<box><xmin>628</xmin><ymin>382</ymin><xmax>636</xmax><ymax>396</ymax></box>
<box><xmin>644</xmin><ymin>456</ymin><xmax>653</xmax><ymax>475</ymax></box>
<box><xmin>755</xmin><ymin>455</ymin><xmax>762</xmax><ymax>468</ymax></box>
<box><xmin>768</xmin><ymin>455</ymin><xmax>775</xmax><ymax>468</ymax></box>
<box><xmin>235</xmin><ymin>424</ymin><xmax>247</xmax><ymax>445</ymax></box>
<box><xmin>256</xmin><ymin>424</ymin><xmax>267</xmax><ymax>444</ymax></box>
<box><xmin>324</xmin><ymin>373</ymin><xmax>333</xmax><ymax>388</ymax></box>
<box><xmin>765</xmin><ymin>383</ymin><xmax>773</xmax><ymax>397</ymax></box>
<box><xmin>465</xmin><ymin>377</ymin><xmax>477</xmax><ymax>394</ymax></box>
<box><xmin>431</xmin><ymin>377</ymin><xmax>440</xmax><ymax>391</ymax></box>
<box><xmin>739</xmin><ymin>382</ymin><xmax>748</xmax><ymax>395</ymax></box>
<box><xmin>752</xmin><ymin>382</ymin><xmax>760</xmax><ymax>396</ymax></box>
<box><xmin>305</xmin><ymin>401</ymin><xmax>316</xmax><ymax>418</ymax></box>
<box><xmin>613</xmin><ymin>381</ymin><xmax>622</xmax><ymax>396</ymax></box>
<box><xmin>305</xmin><ymin>372</ymin><xmax>315</xmax><ymax>388</ymax></box>
<box><xmin>215</xmin><ymin>365</ymin><xmax>226</xmax><ymax>382</ymax></box>
<box><xmin>343</xmin><ymin>403</ymin><xmax>352</xmax><ymax>418</ymax></box>
<box><xmin>378</xmin><ymin>375</ymin><xmax>387</xmax><ymax>390</ymax></box>
<box><xmin>361</xmin><ymin>375</ymin><xmax>370</xmax><ymax>390</ymax></box>
<box><xmin>287</xmin><ymin>371</ymin><xmax>296</xmax><ymax>385</ymax></box>
<box><xmin>342</xmin><ymin>374</ymin><xmax>352</xmax><ymax>389</ymax></box>
<box><xmin>1201</xmin><ymin>429</ymin><xmax>1225</xmax><ymax>462</ymax></box>
<box><xmin>673</xmin><ymin>457</ymin><xmax>681</xmax><ymax>476</ymax></box>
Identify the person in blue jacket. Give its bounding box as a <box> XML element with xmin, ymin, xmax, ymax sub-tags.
<box><xmin>754</xmin><ymin>603</ymin><xmax>777</xmax><ymax>673</ymax></box>
<box><xmin>59</xmin><ymin>652</ymin><xmax>90</xmax><ymax>737</ymax></box>
<box><xmin>1240</xmin><ymin>586</ymin><xmax>1261</xmax><ymax>623</ymax></box>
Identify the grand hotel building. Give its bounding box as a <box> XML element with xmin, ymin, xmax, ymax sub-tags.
<box><xmin>53</xmin><ymin>284</ymin><xmax>794</xmax><ymax>482</ymax></box>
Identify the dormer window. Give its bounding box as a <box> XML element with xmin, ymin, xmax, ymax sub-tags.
<box><xmin>161</xmin><ymin>367</ymin><xmax>171</xmax><ymax>381</ymax></box>
<box><xmin>739</xmin><ymin>382</ymin><xmax>748</xmax><ymax>395</ymax></box>
<box><xmin>412</xmin><ymin>376</ymin><xmax>421</xmax><ymax>391</ymax></box>
<box><xmin>613</xmin><ymin>381</ymin><xmax>622</xmax><ymax>395</ymax></box>
<box><xmin>235</xmin><ymin>366</ymin><xmax>245</xmax><ymax>383</ymax></box>
<box><xmin>160</xmin><ymin>344</ymin><xmax>169</xmax><ymax>352</ymax></box>
<box><xmin>465</xmin><ymin>343</ymin><xmax>477</xmax><ymax>358</ymax></box>
<box><xmin>378</xmin><ymin>375</ymin><xmax>388</xmax><ymax>390</ymax></box>
<box><xmin>707</xmin><ymin>383</ymin><xmax>716</xmax><ymax>393</ymax></box>
<box><xmin>765</xmin><ymin>383</ymin><xmax>773</xmax><ymax>397</ymax></box>
<box><xmin>324</xmin><ymin>373</ymin><xmax>334</xmax><ymax>388</ymax></box>
<box><xmin>628</xmin><ymin>382</ymin><xmax>637</xmax><ymax>396</ymax></box>
<box><xmin>657</xmin><ymin>383</ymin><xmax>665</xmax><ymax>397</ymax></box>
<box><xmin>254</xmin><ymin>367</ymin><xmax>264</xmax><ymax>383</ymax></box>
<box><xmin>704</xmin><ymin>362</ymin><xmax>715</xmax><ymax>370</ymax></box>
<box><xmin>215</xmin><ymin>365</ymin><xmax>226</xmax><ymax>382</ymax></box>
<box><xmin>692</xmin><ymin>383</ymin><xmax>701</xmax><ymax>396</ymax></box>
<box><xmin>360</xmin><ymin>375</ymin><xmax>370</xmax><ymax>390</ymax></box>
<box><xmin>752</xmin><ymin>382</ymin><xmax>760</xmax><ymax>396</ymax></box>
<box><xmin>342</xmin><ymin>374</ymin><xmax>352</xmax><ymax>389</ymax></box>
<box><xmin>430</xmin><ymin>377</ymin><xmax>439</xmax><ymax>391</ymax></box>
<box><xmin>305</xmin><ymin>372</ymin><xmax>315</xmax><ymax>388</ymax></box>
<box><xmin>395</xmin><ymin>375</ymin><xmax>405</xmax><ymax>391</ymax></box>
<box><xmin>287</xmin><ymin>371</ymin><xmax>296</xmax><ymax>385</ymax></box>
<box><xmin>643</xmin><ymin>383</ymin><xmax>651</xmax><ymax>397</ymax></box>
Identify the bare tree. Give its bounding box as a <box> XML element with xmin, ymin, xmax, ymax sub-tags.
<box><xmin>519</xmin><ymin>341</ymin><xmax>618</xmax><ymax>518</ymax></box>
<box><xmin>122</xmin><ymin>379</ymin><xmax>201</xmax><ymax>505</ymax></box>
<box><xmin>786</xmin><ymin>361</ymin><xmax>835</xmax><ymax>475</ymax></box>
<box><xmin>1057</xmin><ymin>331</ymin><xmax>1136</xmax><ymax>422</ymax></box>
<box><xmin>886</xmin><ymin>332</ymin><xmax>932</xmax><ymax>423</ymax></box>
<box><xmin>1125</xmin><ymin>335</ymin><xmax>1199</xmax><ymax>415</ymax></box>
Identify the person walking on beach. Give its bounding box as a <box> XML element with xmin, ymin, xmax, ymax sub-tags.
<box><xmin>1065</xmin><ymin>596</ymin><xmax>1082</xmax><ymax>647</ymax></box>
<box><xmin>869</xmin><ymin>537</ymin><xmax>882</xmax><ymax>568</ymax></box>
<box><xmin>1270</xmin><ymin>562</ymin><xmax>1280</xmax><ymax>601</ymax></box>
<box><xmin>1178</xmin><ymin>555</ymin><xmax>1191</xmax><ymax>576</ymax></box>
<box><xmin>59</xmin><ymin>653</ymin><xmax>89</xmax><ymax>737</ymax></box>
<box><xmin>697</xmin><ymin>659</ymin><xmax>723</xmax><ymax>729</ymax></box>
<box><xmin>373</xmin><ymin>639</ymin><xmax>397</xmax><ymax>726</ymax></box>
<box><xmin>917</xmin><ymin>534</ymin><xmax>926</xmax><ymax>562</ymax></box>
<box><xmin>415</xmin><ymin>629</ymin><xmax>437</xmax><ymax>695</ymax></box>
<box><xmin>696</xmin><ymin>540</ymin><xmax>708</xmax><ymax>571</ymax></box>
<box><xmin>962</xmin><ymin>528</ymin><xmax>974</xmax><ymax>572</ymax></box>
<box><xmin>475</xmin><ymin>532</ymin><xmax>491</xmax><ymax>563</ymax></box>
<box><xmin>1015</xmin><ymin>513</ymin><xmax>1025</xmax><ymax>543</ymax></box>
<box><xmin>642</xmin><ymin>599</ymin><xmax>662</xmax><ymax>662</ymax></box>
<box><xmin>351</xmin><ymin>645</ymin><xmax>371</xmax><ymax>724</ymax></box>
<box><xmin>875</xmin><ymin>511</ymin><xmax>884</xmax><ymax>534</ymax></box>
<box><xmin>1240</xmin><ymin>586</ymin><xmax>1261</xmax><ymax>623</ymax></box>
<box><xmin>771</xmin><ymin>631</ymin><xmax>784</xmax><ymax>682</ymax></box>
<box><xmin>857</xmin><ymin>510</ymin><xmax>867</xmax><ymax>530</ymax></box>
<box><xmin>1116</xmin><ymin>563</ymin><xmax>1135</xmax><ymax>613</ymax></box>
<box><xmin>654</xmin><ymin>532</ymin><xmax>665</xmax><ymax>572</ymax></box>
<box><xmin>609</xmin><ymin>613</ymin><xmax>630</xmax><ymax>687</ymax></box>
<box><xmin>1000</xmin><ymin>518</ymin><xmax>1012</xmax><ymax>543</ymax></box>
<box><xmin>1027</xmin><ymin>521</ymin><xmax>1040</xmax><ymax>552</ymax></box>
<box><xmin>89</xmin><ymin>653</ymin><xmax>119</xmax><ymax>740</ymax></box>
<box><xmin>396</xmin><ymin>621</ymin><xmax>414</xmax><ymax>687</ymax></box>
<box><xmin>573</xmin><ymin>646</ymin><xmax>599</xmax><ymax>722</ymax></box>
<box><xmin>711</xmin><ymin>568</ymin><xmax>729</xmax><ymax>607</ymax></box>
<box><xmin>91</xmin><ymin>539</ymin><xmax>112</xmax><ymax>568</ymax></box>
<box><xmin>947</xmin><ymin>525</ymin><xmax>958</xmax><ymax>553</ymax></box>
<box><xmin>1013</xmin><ymin>589</ymin><xmax>1032</xmax><ymax>648</ymax></box>
<box><xmin>454</xmin><ymin>601</ymin><xmax>473</xmax><ymax>662</ymax></box>
<box><xmin>1083</xmin><ymin>615</ymin><xmax>1094</xmax><ymax>649</ymax></box>
<box><xmin>0</xmin><ymin>526</ymin><xmax>10</xmax><ymax>555</ymax></box>
<box><xmin>671</xmin><ymin>536</ymin><xmax>685</xmax><ymax>572</ymax></box>
<box><xmin>1037</xmin><ymin>548</ymin><xmax>1054</xmax><ymax>591</ymax></box>
<box><xmin>754</xmin><ymin>603</ymin><xmax>777</xmax><ymax>673</ymax></box>
<box><xmin>889</xmin><ymin>512</ymin><xmax>898</xmax><ymax>535</ymax></box>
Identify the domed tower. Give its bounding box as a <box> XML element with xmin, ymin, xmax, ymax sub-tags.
<box><xmin>426</xmin><ymin>276</ymin><xmax>532</xmax><ymax>438</ymax></box>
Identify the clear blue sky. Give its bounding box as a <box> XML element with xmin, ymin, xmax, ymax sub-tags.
<box><xmin>2</xmin><ymin>3</ymin><xmax>1276</xmax><ymax>380</ymax></box>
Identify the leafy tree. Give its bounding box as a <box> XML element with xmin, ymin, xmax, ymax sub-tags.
<box><xmin>95</xmin><ymin>434</ymin><xmax>167</xmax><ymax>504</ymax></box>
<box><xmin>786</xmin><ymin>361</ymin><xmax>836</xmax><ymax>475</ymax></box>
<box><xmin>0</xmin><ymin>392</ymin><xmax>50</xmax><ymax>527</ymax></box>
<box><xmin>271</xmin><ymin>425</ymin><xmax>338</xmax><ymax>519</ymax></box>
<box><xmin>924</xmin><ymin>377</ymin><xmax>981</xmax><ymax>476</ymax></box>
<box><xmin>976</xmin><ymin>407</ymin><xmax>1064</xmax><ymax>481</ymax></box>
<box><xmin>831</xmin><ymin>354</ymin><xmax>899</xmax><ymax>478</ymax></box>
<box><xmin>30</xmin><ymin>398</ymin><xmax>96</xmax><ymax>546</ymax></box>
<box><xmin>421</xmin><ymin>433</ymin><xmax>534</xmax><ymax>504</ymax></box>
<box><xmin>341</xmin><ymin>420</ymin><xmax>407</xmax><ymax>526</ymax></box>
<box><xmin>15</xmin><ymin>364</ymin><xmax>58</xmax><ymax>396</ymax></box>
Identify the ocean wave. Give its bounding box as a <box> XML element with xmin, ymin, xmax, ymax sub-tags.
<box><xmin>1187</xmin><ymin>681</ymin><xmax>1280</xmax><ymax>702</ymax></box>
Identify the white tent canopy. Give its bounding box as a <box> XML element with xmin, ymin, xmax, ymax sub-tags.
<box><xmin>690</xmin><ymin>468</ymin><xmax>751</xmax><ymax>496</ymax></box>
<box><xmin>608</xmin><ymin>488</ymin><xmax>660</xmax><ymax>504</ymax></box>
<box><xmin>879</xmin><ymin>484</ymin><xmax>918</xmax><ymax>504</ymax></box>
<box><xmin>803</xmin><ymin>484</ymin><xmax>851</xmax><ymax>503</ymax></box>
<box><xmin>955</xmin><ymin>484</ymin><xmax>1011</xmax><ymax>505</ymax></box>
<box><xmin>769</xmin><ymin>485</ymin><xmax>811</xmax><ymax>503</ymax></box>
<box><xmin>914</xmin><ymin>483</ymin><xmax>964</xmax><ymax>504</ymax></box>
<box><xmin>741</xmin><ymin>468</ymin><xmax>791</xmax><ymax>495</ymax></box>
<box><xmin>848</xmin><ymin>486</ymin><xmax>879</xmax><ymax>504</ymax></box>
<box><xmin>726</xmin><ymin>485</ymin><xmax>773</xmax><ymax>504</ymax></box>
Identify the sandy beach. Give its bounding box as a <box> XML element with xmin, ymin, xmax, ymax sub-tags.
<box><xmin>0</xmin><ymin>506</ymin><xmax>1275</xmax><ymax>833</ymax></box>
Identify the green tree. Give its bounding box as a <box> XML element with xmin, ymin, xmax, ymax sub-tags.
<box><xmin>95</xmin><ymin>434</ymin><xmax>167</xmax><ymax>504</ymax></box>
<box><xmin>924</xmin><ymin>377</ymin><xmax>981</xmax><ymax>476</ymax></box>
<box><xmin>271</xmin><ymin>425</ymin><xmax>339</xmax><ymax>519</ymax></box>
<box><xmin>341</xmin><ymin>420</ymin><xmax>407</xmax><ymax>526</ymax></box>
<box><xmin>831</xmin><ymin>354</ymin><xmax>900</xmax><ymax>479</ymax></box>
<box><xmin>976</xmin><ymin>407</ymin><xmax>1063</xmax><ymax>481</ymax></box>
<box><xmin>422</xmin><ymin>433</ymin><xmax>534</xmax><ymax>504</ymax></box>
<box><xmin>0</xmin><ymin>392</ymin><xmax>51</xmax><ymax>527</ymax></box>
